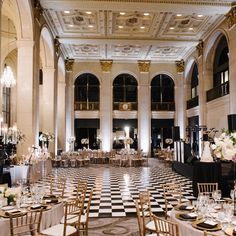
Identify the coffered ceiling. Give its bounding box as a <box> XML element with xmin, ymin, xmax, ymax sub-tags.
<box><xmin>40</xmin><ymin>0</ymin><xmax>234</xmax><ymax>62</ymax></box>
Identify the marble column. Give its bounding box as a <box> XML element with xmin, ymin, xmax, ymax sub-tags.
<box><xmin>16</xmin><ymin>40</ymin><xmax>35</xmax><ymax>156</ymax></box>
<box><xmin>41</xmin><ymin>67</ymin><xmax>55</xmax><ymax>152</ymax></box>
<box><xmin>100</xmin><ymin>60</ymin><xmax>113</xmax><ymax>152</ymax></box>
<box><xmin>175</xmin><ymin>60</ymin><xmax>186</xmax><ymax>139</ymax></box>
<box><xmin>138</xmin><ymin>60</ymin><xmax>151</xmax><ymax>155</ymax></box>
<box><xmin>65</xmin><ymin>59</ymin><xmax>74</xmax><ymax>151</ymax></box>
<box><xmin>197</xmin><ymin>40</ymin><xmax>206</xmax><ymax>156</ymax></box>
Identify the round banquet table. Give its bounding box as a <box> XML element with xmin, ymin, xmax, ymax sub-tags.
<box><xmin>170</xmin><ymin>209</ymin><xmax>226</xmax><ymax>236</ymax></box>
<box><xmin>0</xmin><ymin>202</ymin><xmax>64</xmax><ymax>236</ymax></box>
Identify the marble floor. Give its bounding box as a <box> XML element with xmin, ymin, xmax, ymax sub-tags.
<box><xmin>36</xmin><ymin>158</ymin><xmax>195</xmax><ymax>219</ymax></box>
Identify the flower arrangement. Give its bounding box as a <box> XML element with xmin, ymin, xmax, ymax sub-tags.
<box><xmin>124</xmin><ymin>137</ymin><xmax>134</xmax><ymax>145</ymax></box>
<box><xmin>67</xmin><ymin>136</ymin><xmax>75</xmax><ymax>144</ymax></box>
<box><xmin>0</xmin><ymin>187</ymin><xmax>21</xmax><ymax>205</ymax></box>
<box><xmin>6</xmin><ymin>128</ymin><xmax>25</xmax><ymax>144</ymax></box>
<box><xmin>39</xmin><ymin>132</ymin><xmax>55</xmax><ymax>142</ymax></box>
<box><xmin>211</xmin><ymin>130</ymin><xmax>236</xmax><ymax>161</ymax></box>
<box><xmin>165</xmin><ymin>138</ymin><xmax>173</xmax><ymax>144</ymax></box>
<box><xmin>81</xmin><ymin>138</ymin><xmax>89</xmax><ymax>145</ymax></box>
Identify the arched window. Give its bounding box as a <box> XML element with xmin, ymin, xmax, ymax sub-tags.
<box><xmin>207</xmin><ymin>35</ymin><xmax>229</xmax><ymax>101</ymax></box>
<box><xmin>151</xmin><ymin>74</ymin><xmax>175</xmax><ymax>111</ymax></box>
<box><xmin>113</xmin><ymin>73</ymin><xmax>138</xmax><ymax>110</ymax></box>
<box><xmin>213</xmin><ymin>36</ymin><xmax>229</xmax><ymax>87</ymax></box>
<box><xmin>74</xmin><ymin>73</ymin><xmax>100</xmax><ymax>110</ymax></box>
<box><xmin>191</xmin><ymin>63</ymin><xmax>199</xmax><ymax>99</ymax></box>
<box><xmin>2</xmin><ymin>87</ymin><xmax>11</xmax><ymax>125</ymax></box>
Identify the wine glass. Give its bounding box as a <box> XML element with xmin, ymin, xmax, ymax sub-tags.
<box><xmin>212</xmin><ymin>190</ymin><xmax>221</xmax><ymax>202</ymax></box>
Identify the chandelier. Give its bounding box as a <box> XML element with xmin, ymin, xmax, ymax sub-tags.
<box><xmin>0</xmin><ymin>65</ymin><xmax>16</xmax><ymax>88</ymax></box>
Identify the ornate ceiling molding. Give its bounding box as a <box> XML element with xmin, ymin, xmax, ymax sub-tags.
<box><xmin>34</xmin><ymin>0</ymin><xmax>43</xmax><ymax>21</ymax></box>
<box><xmin>138</xmin><ymin>60</ymin><xmax>151</xmax><ymax>73</ymax></box>
<box><xmin>196</xmin><ymin>39</ymin><xmax>204</xmax><ymax>57</ymax></box>
<box><xmin>175</xmin><ymin>59</ymin><xmax>185</xmax><ymax>73</ymax></box>
<box><xmin>65</xmin><ymin>58</ymin><xmax>74</xmax><ymax>71</ymax></box>
<box><xmin>226</xmin><ymin>2</ymin><xmax>236</xmax><ymax>29</ymax></box>
<box><xmin>100</xmin><ymin>60</ymin><xmax>113</xmax><ymax>72</ymax></box>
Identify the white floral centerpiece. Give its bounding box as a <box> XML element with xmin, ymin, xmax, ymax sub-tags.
<box><xmin>39</xmin><ymin>132</ymin><xmax>55</xmax><ymax>142</ymax></box>
<box><xmin>165</xmin><ymin>138</ymin><xmax>173</xmax><ymax>144</ymax></box>
<box><xmin>211</xmin><ymin>130</ymin><xmax>236</xmax><ymax>161</ymax></box>
<box><xmin>81</xmin><ymin>138</ymin><xmax>89</xmax><ymax>145</ymax></box>
<box><xmin>124</xmin><ymin>137</ymin><xmax>134</xmax><ymax>145</ymax></box>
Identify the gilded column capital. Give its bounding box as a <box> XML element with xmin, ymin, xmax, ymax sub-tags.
<box><xmin>175</xmin><ymin>59</ymin><xmax>185</xmax><ymax>74</ymax></box>
<box><xmin>226</xmin><ymin>2</ymin><xmax>236</xmax><ymax>29</ymax></box>
<box><xmin>138</xmin><ymin>60</ymin><xmax>151</xmax><ymax>73</ymax></box>
<box><xmin>100</xmin><ymin>60</ymin><xmax>113</xmax><ymax>72</ymax></box>
<box><xmin>54</xmin><ymin>36</ymin><xmax>61</xmax><ymax>55</ymax></box>
<box><xmin>196</xmin><ymin>40</ymin><xmax>204</xmax><ymax>57</ymax></box>
<box><xmin>34</xmin><ymin>0</ymin><xmax>43</xmax><ymax>21</ymax></box>
<box><xmin>65</xmin><ymin>58</ymin><xmax>74</xmax><ymax>72</ymax></box>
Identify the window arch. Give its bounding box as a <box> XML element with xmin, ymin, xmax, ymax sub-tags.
<box><xmin>74</xmin><ymin>73</ymin><xmax>100</xmax><ymax>110</ymax></box>
<box><xmin>113</xmin><ymin>73</ymin><xmax>138</xmax><ymax>110</ymax></box>
<box><xmin>151</xmin><ymin>74</ymin><xmax>175</xmax><ymax>111</ymax></box>
<box><xmin>213</xmin><ymin>35</ymin><xmax>229</xmax><ymax>87</ymax></box>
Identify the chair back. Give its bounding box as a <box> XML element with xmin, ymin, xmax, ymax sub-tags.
<box><xmin>82</xmin><ymin>190</ymin><xmax>93</xmax><ymax>222</ymax></box>
<box><xmin>75</xmin><ymin>180</ymin><xmax>87</xmax><ymax>203</ymax></box>
<box><xmin>135</xmin><ymin>200</ymin><xmax>144</xmax><ymax>236</ymax></box>
<box><xmin>153</xmin><ymin>214</ymin><xmax>179</xmax><ymax>236</ymax></box>
<box><xmin>197</xmin><ymin>183</ymin><xmax>218</xmax><ymax>195</ymax></box>
<box><xmin>139</xmin><ymin>191</ymin><xmax>153</xmax><ymax>235</ymax></box>
<box><xmin>203</xmin><ymin>231</ymin><xmax>218</xmax><ymax>236</ymax></box>
<box><xmin>50</xmin><ymin>176</ymin><xmax>66</xmax><ymax>198</ymax></box>
<box><xmin>9</xmin><ymin>208</ymin><xmax>43</xmax><ymax>236</ymax></box>
<box><xmin>162</xmin><ymin>182</ymin><xmax>182</xmax><ymax>219</ymax></box>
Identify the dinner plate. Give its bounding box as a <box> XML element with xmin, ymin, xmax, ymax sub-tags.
<box><xmin>0</xmin><ymin>209</ymin><xmax>27</xmax><ymax>218</ymax></box>
<box><xmin>174</xmin><ymin>205</ymin><xmax>194</xmax><ymax>212</ymax></box>
<box><xmin>175</xmin><ymin>213</ymin><xmax>198</xmax><ymax>221</ymax></box>
<box><xmin>1</xmin><ymin>206</ymin><xmax>15</xmax><ymax>211</ymax></box>
<box><xmin>28</xmin><ymin>204</ymin><xmax>52</xmax><ymax>211</ymax></box>
<box><xmin>192</xmin><ymin>219</ymin><xmax>221</xmax><ymax>231</ymax></box>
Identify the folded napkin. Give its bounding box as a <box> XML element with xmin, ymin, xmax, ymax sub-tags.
<box><xmin>179</xmin><ymin>205</ymin><xmax>194</xmax><ymax>211</ymax></box>
<box><xmin>179</xmin><ymin>213</ymin><xmax>197</xmax><ymax>219</ymax></box>
<box><xmin>5</xmin><ymin>209</ymin><xmax>22</xmax><ymax>216</ymax></box>
<box><xmin>197</xmin><ymin>220</ymin><xmax>217</xmax><ymax>229</ymax></box>
<box><xmin>31</xmin><ymin>204</ymin><xmax>42</xmax><ymax>210</ymax></box>
<box><xmin>43</xmin><ymin>194</ymin><xmax>57</xmax><ymax>199</ymax></box>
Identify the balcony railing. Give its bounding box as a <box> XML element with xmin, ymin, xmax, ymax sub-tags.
<box><xmin>74</xmin><ymin>102</ymin><xmax>99</xmax><ymax>111</ymax></box>
<box><xmin>151</xmin><ymin>102</ymin><xmax>175</xmax><ymax>111</ymax></box>
<box><xmin>206</xmin><ymin>81</ymin><xmax>229</xmax><ymax>102</ymax></box>
<box><xmin>187</xmin><ymin>96</ymin><xmax>199</xmax><ymax>110</ymax></box>
<box><xmin>113</xmin><ymin>102</ymin><xmax>138</xmax><ymax>111</ymax></box>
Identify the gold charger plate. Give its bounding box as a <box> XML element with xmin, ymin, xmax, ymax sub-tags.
<box><xmin>0</xmin><ymin>209</ymin><xmax>27</xmax><ymax>218</ymax></box>
<box><xmin>175</xmin><ymin>213</ymin><xmax>198</xmax><ymax>221</ymax></box>
<box><xmin>28</xmin><ymin>204</ymin><xmax>52</xmax><ymax>212</ymax></box>
<box><xmin>192</xmin><ymin>219</ymin><xmax>221</xmax><ymax>231</ymax></box>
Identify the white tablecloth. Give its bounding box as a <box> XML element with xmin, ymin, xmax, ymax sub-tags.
<box><xmin>170</xmin><ymin>209</ymin><xmax>226</xmax><ymax>236</ymax></box>
<box><xmin>10</xmin><ymin>160</ymin><xmax>52</xmax><ymax>184</ymax></box>
<box><xmin>0</xmin><ymin>202</ymin><xmax>64</xmax><ymax>236</ymax></box>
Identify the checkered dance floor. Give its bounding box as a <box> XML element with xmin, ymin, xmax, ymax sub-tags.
<box><xmin>36</xmin><ymin>159</ymin><xmax>195</xmax><ymax>217</ymax></box>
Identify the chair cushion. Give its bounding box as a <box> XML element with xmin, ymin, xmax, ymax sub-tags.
<box><xmin>41</xmin><ymin>224</ymin><xmax>77</xmax><ymax>236</ymax></box>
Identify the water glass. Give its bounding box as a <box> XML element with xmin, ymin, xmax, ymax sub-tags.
<box><xmin>212</xmin><ymin>190</ymin><xmax>221</xmax><ymax>201</ymax></box>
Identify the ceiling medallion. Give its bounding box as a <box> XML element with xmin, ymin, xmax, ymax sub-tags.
<box><xmin>138</xmin><ymin>60</ymin><xmax>151</xmax><ymax>73</ymax></box>
<box><xmin>100</xmin><ymin>60</ymin><xmax>113</xmax><ymax>72</ymax></box>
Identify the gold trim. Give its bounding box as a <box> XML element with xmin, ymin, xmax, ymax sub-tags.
<box><xmin>65</xmin><ymin>58</ymin><xmax>74</xmax><ymax>72</ymax></box>
<box><xmin>138</xmin><ymin>60</ymin><xmax>151</xmax><ymax>73</ymax></box>
<box><xmin>175</xmin><ymin>59</ymin><xmax>185</xmax><ymax>73</ymax></box>
<box><xmin>100</xmin><ymin>60</ymin><xmax>113</xmax><ymax>72</ymax></box>
<box><xmin>196</xmin><ymin>40</ymin><xmax>204</xmax><ymax>57</ymax></box>
<box><xmin>226</xmin><ymin>4</ymin><xmax>236</xmax><ymax>29</ymax></box>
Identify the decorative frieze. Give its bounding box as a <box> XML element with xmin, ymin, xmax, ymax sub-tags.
<box><xmin>138</xmin><ymin>60</ymin><xmax>151</xmax><ymax>73</ymax></box>
<box><xmin>34</xmin><ymin>0</ymin><xmax>43</xmax><ymax>21</ymax></box>
<box><xmin>54</xmin><ymin>36</ymin><xmax>61</xmax><ymax>55</ymax></box>
<box><xmin>226</xmin><ymin>3</ymin><xmax>236</xmax><ymax>29</ymax></box>
<box><xmin>196</xmin><ymin>39</ymin><xmax>204</xmax><ymax>57</ymax></box>
<box><xmin>175</xmin><ymin>59</ymin><xmax>185</xmax><ymax>73</ymax></box>
<box><xmin>100</xmin><ymin>60</ymin><xmax>113</xmax><ymax>72</ymax></box>
<box><xmin>65</xmin><ymin>58</ymin><xmax>74</xmax><ymax>72</ymax></box>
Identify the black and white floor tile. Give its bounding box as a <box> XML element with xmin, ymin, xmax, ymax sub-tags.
<box><xmin>36</xmin><ymin>159</ymin><xmax>195</xmax><ymax>218</ymax></box>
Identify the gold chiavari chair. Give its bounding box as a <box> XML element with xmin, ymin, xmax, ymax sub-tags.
<box><xmin>9</xmin><ymin>208</ymin><xmax>43</xmax><ymax>236</ymax></box>
<box><xmin>139</xmin><ymin>191</ymin><xmax>155</xmax><ymax>235</ymax></box>
<box><xmin>152</xmin><ymin>214</ymin><xmax>180</xmax><ymax>236</ymax></box>
<box><xmin>41</xmin><ymin>201</ymin><xmax>77</xmax><ymax>236</ymax></box>
<box><xmin>197</xmin><ymin>183</ymin><xmax>218</xmax><ymax>195</ymax></box>
<box><xmin>162</xmin><ymin>182</ymin><xmax>183</xmax><ymax>219</ymax></box>
<box><xmin>203</xmin><ymin>231</ymin><xmax>219</xmax><ymax>236</ymax></box>
<box><xmin>49</xmin><ymin>177</ymin><xmax>66</xmax><ymax>198</ymax></box>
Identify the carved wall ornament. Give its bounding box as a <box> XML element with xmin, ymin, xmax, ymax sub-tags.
<box><xmin>226</xmin><ymin>3</ymin><xmax>236</xmax><ymax>29</ymax></box>
<box><xmin>65</xmin><ymin>58</ymin><xmax>74</xmax><ymax>72</ymax></box>
<box><xmin>34</xmin><ymin>0</ymin><xmax>43</xmax><ymax>21</ymax></box>
<box><xmin>175</xmin><ymin>59</ymin><xmax>185</xmax><ymax>73</ymax></box>
<box><xmin>100</xmin><ymin>60</ymin><xmax>113</xmax><ymax>72</ymax></box>
<box><xmin>138</xmin><ymin>60</ymin><xmax>151</xmax><ymax>73</ymax></box>
<box><xmin>54</xmin><ymin>36</ymin><xmax>61</xmax><ymax>55</ymax></box>
<box><xmin>196</xmin><ymin>39</ymin><xmax>204</xmax><ymax>57</ymax></box>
